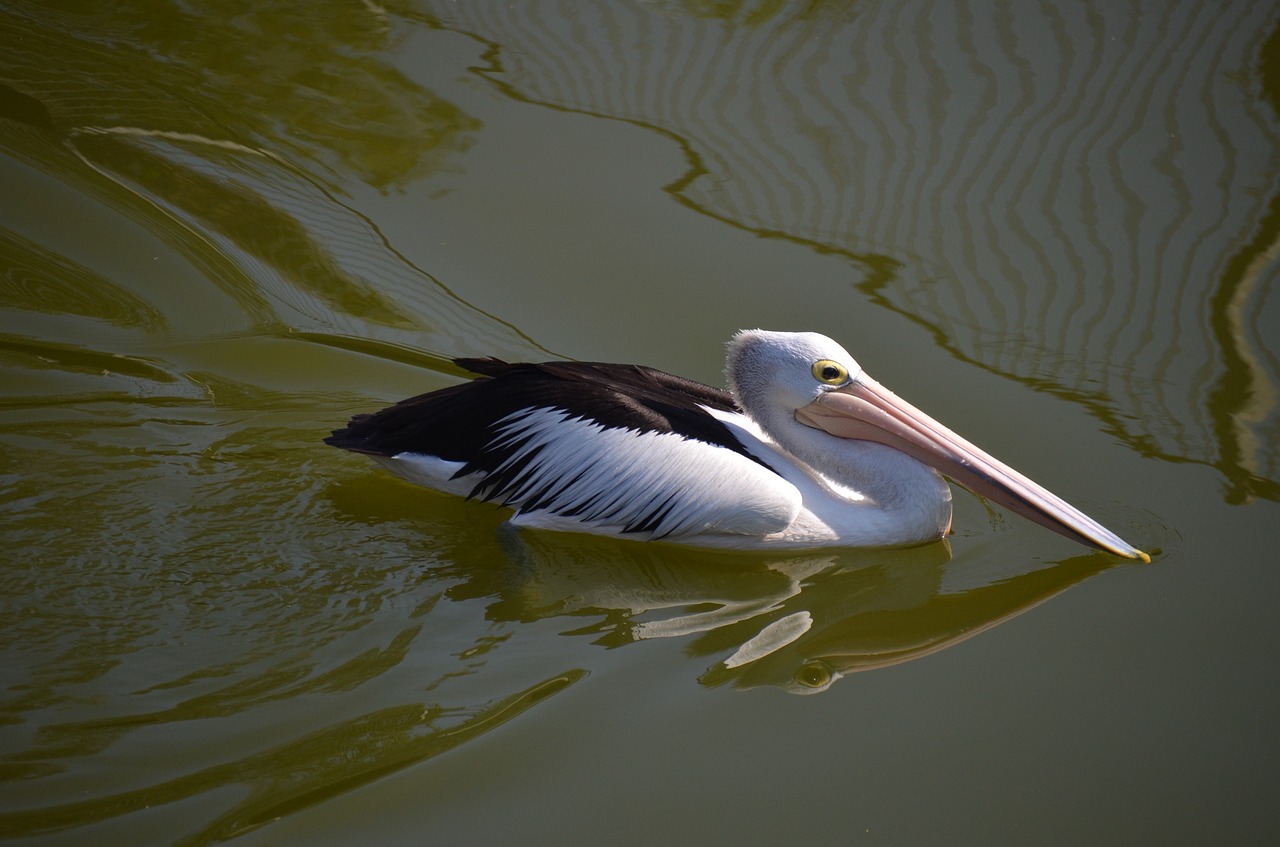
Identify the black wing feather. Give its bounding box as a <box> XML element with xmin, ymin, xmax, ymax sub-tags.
<box><xmin>325</xmin><ymin>358</ymin><xmax>761</xmax><ymax>475</ymax></box>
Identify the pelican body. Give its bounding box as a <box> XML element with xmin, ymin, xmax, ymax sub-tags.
<box><xmin>326</xmin><ymin>330</ymin><xmax>1148</xmax><ymax>560</ymax></box>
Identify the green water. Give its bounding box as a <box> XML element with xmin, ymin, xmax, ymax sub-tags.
<box><xmin>3</xmin><ymin>2</ymin><xmax>1279</xmax><ymax>844</ymax></box>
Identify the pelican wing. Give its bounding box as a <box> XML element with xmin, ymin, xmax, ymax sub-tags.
<box><xmin>325</xmin><ymin>360</ymin><xmax>800</xmax><ymax>539</ymax></box>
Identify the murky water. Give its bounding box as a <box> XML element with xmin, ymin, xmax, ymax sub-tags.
<box><xmin>3</xmin><ymin>2</ymin><xmax>1279</xmax><ymax>844</ymax></box>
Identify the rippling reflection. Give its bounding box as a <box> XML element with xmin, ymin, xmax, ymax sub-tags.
<box><xmin>0</xmin><ymin>226</ymin><xmax>165</xmax><ymax>329</ymax></box>
<box><xmin>427</xmin><ymin>0</ymin><xmax>1280</xmax><ymax>501</ymax></box>
<box><xmin>486</xmin><ymin>530</ymin><xmax>1121</xmax><ymax>695</ymax></box>
<box><xmin>0</xmin><ymin>0</ymin><xmax>546</xmax><ymax>366</ymax></box>
<box><xmin>3</xmin><ymin>669</ymin><xmax>584</xmax><ymax>844</ymax></box>
<box><xmin>0</xmin><ymin>453</ymin><xmax>588</xmax><ymax>841</ymax></box>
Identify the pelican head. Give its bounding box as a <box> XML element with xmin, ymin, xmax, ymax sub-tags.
<box><xmin>727</xmin><ymin>330</ymin><xmax>864</xmax><ymax>415</ymax></box>
<box><xmin>726</xmin><ymin>329</ymin><xmax>1149</xmax><ymax>561</ymax></box>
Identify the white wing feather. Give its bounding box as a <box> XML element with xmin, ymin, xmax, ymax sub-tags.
<box><xmin>388</xmin><ymin>407</ymin><xmax>800</xmax><ymax>540</ymax></box>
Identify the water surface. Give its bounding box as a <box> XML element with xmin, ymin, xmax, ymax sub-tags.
<box><xmin>3</xmin><ymin>2</ymin><xmax>1279</xmax><ymax>844</ymax></box>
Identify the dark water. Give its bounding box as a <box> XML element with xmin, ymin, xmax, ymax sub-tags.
<box><xmin>2</xmin><ymin>2</ymin><xmax>1279</xmax><ymax>844</ymax></box>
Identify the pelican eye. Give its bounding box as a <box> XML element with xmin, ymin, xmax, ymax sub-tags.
<box><xmin>811</xmin><ymin>360</ymin><xmax>849</xmax><ymax>385</ymax></box>
<box><xmin>795</xmin><ymin>661</ymin><xmax>834</xmax><ymax>690</ymax></box>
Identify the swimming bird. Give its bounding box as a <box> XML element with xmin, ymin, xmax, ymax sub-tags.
<box><xmin>325</xmin><ymin>330</ymin><xmax>1149</xmax><ymax>560</ymax></box>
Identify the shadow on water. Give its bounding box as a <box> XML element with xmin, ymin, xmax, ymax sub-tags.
<box><xmin>333</xmin><ymin>476</ymin><xmax>1131</xmax><ymax>703</ymax></box>
<box><xmin>483</xmin><ymin>528</ymin><xmax>1125</xmax><ymax>695</ymax></box>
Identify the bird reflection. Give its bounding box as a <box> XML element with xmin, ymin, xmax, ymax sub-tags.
<box><xmin>490</xmin><ymin>530</ymin><xmax>1121</xmax><ymax>694</ymax></box>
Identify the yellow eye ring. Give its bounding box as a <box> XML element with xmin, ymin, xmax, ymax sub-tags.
<box><xmin>811</xmin><ymin>359</ymin><xmax>849</xmax><ymax>385</ymax></box>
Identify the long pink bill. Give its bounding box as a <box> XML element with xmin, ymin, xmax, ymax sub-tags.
<box><xmin>795</xmin><ymin>375</ymin><xmax>1150</xmax><ymax>562</ymax></box>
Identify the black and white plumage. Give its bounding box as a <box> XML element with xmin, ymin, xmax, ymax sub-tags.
<box><xmin>326</xmin><ymin>330</ymin><xmax>1149</xmax><ymax>560</ymax></box>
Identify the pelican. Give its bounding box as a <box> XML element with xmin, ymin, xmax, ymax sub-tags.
<box><xmin>325</xmin><ymin>330</ymin><xmax>1149</xmax><ymax>560</ymax></box>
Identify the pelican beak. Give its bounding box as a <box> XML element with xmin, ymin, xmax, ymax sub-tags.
<box><xmin>795</xmin><ymin>375</ymin><xmax>1150</xmax><ymax>561</ymax></box>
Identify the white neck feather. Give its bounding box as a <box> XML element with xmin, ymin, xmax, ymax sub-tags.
<box><xmin>731</xmin><ymin>383</ymin><xmax>952</xmax><ymax>543</ymax></box>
